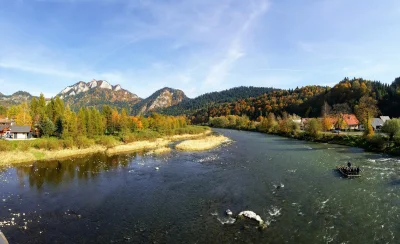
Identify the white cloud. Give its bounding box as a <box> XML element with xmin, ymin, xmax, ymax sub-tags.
<box><xmin>203</xmin><ymin>0</ymin><xmax>270</xmax><ymax>88</ymax></box>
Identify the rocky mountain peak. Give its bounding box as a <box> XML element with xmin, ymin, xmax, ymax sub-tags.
<box><xmin>132</xmin><ymin>87</ymin><xmax>188</xmax><ymax>115</ymax></box>
<box><xmin>59</xmin><ymin>79</ymin><xmax>129</xmax><ymax>98</ymax></box>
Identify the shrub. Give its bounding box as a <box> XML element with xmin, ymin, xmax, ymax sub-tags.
<box><xmin>17</xmin><ymin>141</ymin><xmax>32</xmax><ymax>151</ymax></box>
<box><xmin>122</xmin><ymin>130</ymin><xmax>161</xmax><ymax>143</ymax></box>
<box><xmin>0</xmin><ymin>140</ymin><xmax>13</xmax><ymax>151</ymax></box>
<box><xmin>46</xmin><ymin>138</ymin><xmax>63</xmax><ymax>151</ymax></box>
<box><xmin>63</xmin><ymin>137</ymin><xmax>75</xmax><ymax>149</ymax></box>
<box><xmin>32</xmin><ymin>139</ymin><xmax>48</xmax><ymax>150</ymax></box>
<box><xmin>95</xmin><ymin>136</ymin><xmax>120</xmax><ymax>148</ymax></box>
<box><xmin>75</xmin><ymin>136</ymin><xmax>94</xmax><ymax>149</ymax></box>
<box><xmin>367</xmin><ymin>135</ymin><xmax>387</xmax><ymax>151</ymax></box>
<box><xmin>173</xmin><ymin>126</ymin><xmax>208</xmax><ymax>135</ymax></box>
<box><xmin>305</xmin><ymin>118</ymin><xmax>322</xmax><ymax>138</ymax></box>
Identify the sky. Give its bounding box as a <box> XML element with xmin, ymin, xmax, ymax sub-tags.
<box><xmin>1</xmin><ymin>0</ymin><xmax>400</xmax><ymax>98</ymax></box>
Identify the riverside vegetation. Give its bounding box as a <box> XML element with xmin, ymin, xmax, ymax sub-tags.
<box><xmin>0</xmin><ymin>95</ymin><xmax>216</xmax><ymax>164</ymax></box>
<box><xmin>208</xmin><ymin>114</ymin><xmax>400</xmax><ymax>156</ymax></box>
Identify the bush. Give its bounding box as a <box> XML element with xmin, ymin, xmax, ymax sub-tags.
<box><xmin>46</xmin><ymin>138</ymin><xmax>64</xmax><ymax>151</ymax></box>
<box><xmin>32</xmin><ymin>139</ymin><xmax>48</xmax><ymax>150</ymax></box>
<box><xmin>75</xmin><ymin>136</ymin><xmax>95</xmax><ymax>149</ymax></box>
<box><xmin>95</xmin><ymin>136</ymin><xmax>120</xmax><ymax>148</ymax></box>
<box><xmin>63</xmin><ymin>137</ymin><xmax>75</xmax><ymax>149</ymax></box>
<box><xmin>122</xmin><ymin>130</ymin><xmax>161</xmax><ymax>143</ymax></box>
<box><xmin>305</xmin><ymin>118</ymin><xmax>322</xmax><ymax>138</ymax></box>
<box><xmin>0</xmin><ymin>140</ymin><xmax>13</xmax><ymax>151</ymax></box>
<box><xmin>173</xmin><ymin>126</ymin><xmax>208</xmax><ymax>135</ymax></box>
<box><xmin>367</xmin><ymin>135</ymin><xmax>387</xmax><ymax>151</ymax></box>
<box><xmin>17</xmin><ymin>141</ymin><xmax>32</xmax><ymax>151</ymax></box>
<box><xmin>394</xmin><ymin>132</ymin><xmax>400</xmax><ymax>145</ymax></box>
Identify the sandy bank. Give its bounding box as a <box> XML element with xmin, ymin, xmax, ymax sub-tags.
<box><xmin>175</xmin><ymin>135</ymin><xmax>230</xmax><ymax>151</ymax></box>
<box><xmin>1</xmin><ymin>131</ymin><xmax>212</xmax><ymax>166</ymax></box>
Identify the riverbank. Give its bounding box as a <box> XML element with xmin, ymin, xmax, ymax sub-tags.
<box><xmin>0</xmin><ymin>127</ymin><xmax>215</xmax><ymax>166</ymax></box>
<box><xmin>208</xmin><ymin>126</ymin><xmax>400</xmax><ymax>156</ymax></box>
<box><xmin>175</xmin><ymin>135</ymin><xmax>230</xmax><ymax>151</ymax></box>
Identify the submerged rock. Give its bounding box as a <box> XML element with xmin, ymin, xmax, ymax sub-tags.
<box><xmin>238</xmin><ymin>211</ymin><xmax>264</xmax><ymax>225</ymax></box>
<box><xmin>226</xmin><ymin>209</ymin><xmax>233</xmax><ymax>216</ymax></box>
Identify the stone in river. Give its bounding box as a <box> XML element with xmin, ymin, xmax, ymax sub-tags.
<box><xmin>226</xmin><ymin>209</ymin><xmax>233</xmax><ymax>216</ymax></box>
<box><xmin>238</xmin><ymin>210</ymin><xmax>264</xmax><ymax>225</ymax></box>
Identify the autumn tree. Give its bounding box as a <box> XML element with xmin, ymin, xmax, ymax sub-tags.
<box><xmin>305</xmin><ymin>118</ymin><xmax>322</xmax><ymax>138</ymax></box>
<box><xmin>322</xmin><ymin>117</ymin><xmax>333</xmax><ymax>131</ymax></box>
<box><xmin>15</xmin><ymin>102</ymin><xmax>32</xmax><ymax>126</ymax></box>
<box><xmin>382</xmin><ymin>119</ymin><xmax>400</xmax><ymax>140</ymax></box>
<box><xmin>77</xmin><ymin>108</ymin><xmax>87</xmax><ymax>136</ymax></box>
<box><xmin>62</xmin><ymin>106</ymin><xmax>77</xmax><ymax>139</ymax></box>
<box><xmin>355</xmin><ymin>95</ymin><xmax>379</xmax><ymax>136</ymax></box>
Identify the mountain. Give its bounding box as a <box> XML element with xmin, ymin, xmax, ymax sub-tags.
<box><xmin>58</xmin><ymin>80</ymin><xmax>142</xmax><ymax>112</ymax></box>
<box><xmin>158</xmin><ymin>86</ymin><xmax>276</xmax><ymax>116</ymax></box>
<box><xmin>132</xmin><ymin>87</ymin><xmax>188</xmax><ymax>115</ymax></box>
<box><xmin>0</xmin><ymin>91</ymin><xmax>35</xmax><ymax>107</ymax></box>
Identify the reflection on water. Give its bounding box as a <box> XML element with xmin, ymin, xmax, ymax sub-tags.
<box><xmin>0</xmin><ymin>129</ymin><xmax>399</xmax><ymax>244</ymax></box>
<box><xmin>13</xmin><ymin>153</ymin><xmax>134</xmax><ymax>190</ymax></box>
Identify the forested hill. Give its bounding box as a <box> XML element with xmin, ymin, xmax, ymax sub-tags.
<box><xmin>158</xmin><ymin>86</ymin><xmax>276</xmax><ymax>116</ymax></box>
<box><xmin>187</xmin><ymin>77</ymin><xmax>400</xmax><ymax>124</ymax></box>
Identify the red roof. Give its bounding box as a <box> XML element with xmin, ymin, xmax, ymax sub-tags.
<box><xmin>342</xmin><ymin>114</ymin><xmax>359</xmax><ymax>126</ymax></box>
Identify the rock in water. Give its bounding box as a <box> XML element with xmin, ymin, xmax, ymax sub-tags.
<box><xmin>226</xmin><ymin>209</ymin><xmax>233</xmax><ymax>216</ymax></box>
<box><xmin>238</xmin><ymin>211</ymin><xmax>264</xmax><ymax>225</ymax></box>
<box><xmin>155</xmin><ymin>167</ymin><xmax>160</xmax><ymax>170</ymax></box>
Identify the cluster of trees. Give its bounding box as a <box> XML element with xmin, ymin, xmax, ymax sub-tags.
<box><xmin>209</xmin><ymin>113</ymin><xmax>302</xmax><ymax>137</ymax></box>
<box><xmin>172</xmin><ymin>77</ymin><xmax>400</xmax><ymax>125</ymax></box>
<box><xmin>2</xmin><ymin>94</ymin><xmax>189</xmax><ymax>139</ymax></box>
<box><xmin>190</xmin><ymin>86</ymin><xmax>328</xmax><ymax>124</ymax></box>
<box><xmin>160</xmin><ymin>86</ymin><xmax>276</xmax><ymax>116</ymax></box>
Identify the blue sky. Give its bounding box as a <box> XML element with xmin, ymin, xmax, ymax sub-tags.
<box><xmin>1</xmin><ymin>0</ymin><xmax>400</xmax><ymax>98</ymax></box>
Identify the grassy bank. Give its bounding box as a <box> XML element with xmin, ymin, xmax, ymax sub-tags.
<box><xmin>0</xmin><ymin>126</ymin><xmax>210</xmax><ymax>166</ymax></box>
<box><xmin>175</xmin><ymin>135</ymin><xmax>230</xmax><ymax>151</ymax></box>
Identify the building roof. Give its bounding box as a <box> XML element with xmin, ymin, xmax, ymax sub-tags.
<box><xmin>372</xmin><ymin>118</ymin><xmax>384</xmax><ymax>128</ymax></box>
<box><xmin>380</xmin><ymin>116</ymin><xmax>391</xmax><ymax>123</ymax></box>
<box><xmin>0</xmin><ymin>125</ymin><xmax>9</xmax><ymax>132</ymax></box>
<box><xmin>0</xmin><ymin>118</ymin><xmax>11</xmax><ymax>124</ymax></box>
<box><xmin>342</xmin><ymin>114</ymin><xmax>359</xmax><ymax>126</ymax></box>
<box><xmin>9</xmin><ymin>126</ymin><xmax>31</xmax><ymax>133</ymax></box>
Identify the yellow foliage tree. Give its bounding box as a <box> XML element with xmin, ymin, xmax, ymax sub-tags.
<box><xmin>15</xmin><ymin>102</ymin><xmax>32</xmax><ymax>126</ymax></box>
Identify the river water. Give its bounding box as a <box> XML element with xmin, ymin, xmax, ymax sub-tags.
<box><xmin>1</xmin><ymin>129</ymin><xmax>399</xmax><ymax>243</ymax></box>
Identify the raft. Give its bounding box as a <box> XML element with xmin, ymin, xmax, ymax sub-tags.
<box><xmin>336</xmin><ymin>166</ymin><xmax>361</xmax><ymax>178</ymax></box>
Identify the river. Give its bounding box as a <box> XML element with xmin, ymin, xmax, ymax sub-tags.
<box><xmin>1</xmin><ymin>129</ymin><xmax>399</xmax><ymax>243</ymax></box>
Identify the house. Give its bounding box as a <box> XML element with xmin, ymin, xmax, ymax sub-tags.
<box><xmin>0</xmin><ymin>125</ymin><xmax>9</xmax><ymax>138</ymax></box>
<box><xmin>380</xmin><ymin>116</ymin><xmax>391</xmax><ymax>123</ymax></box>
<box><xmin>359</xmin><ymin>116</ymin><xmax>390</xmax><ymax>131</ymax></box>
<box><xmin>371</xmin><ymin>118</ymin><xmax>384</xmax><ymax>131</ymax></box>
<box><xmin>342</xmin><ymin>114</ymin><xmax>359</xmax><ymax>130</ymax></box>
<box><xmin>0</xmin><ymin>118</ymin><xmax>13</xmax><ymax>126</ymax></box>
<box><xmin>5</xmin><ymin>126</ymin><xmax>32</xmax><ymax>139</ymax></box>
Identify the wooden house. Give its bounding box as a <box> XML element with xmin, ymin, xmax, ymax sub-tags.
<box><xmin>5</xmin><ymin>126</ymin><xmax>32</xmax><ymax>139</ymax></box>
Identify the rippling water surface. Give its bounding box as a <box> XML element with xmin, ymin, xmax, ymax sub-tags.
<box><xmin>1</xmin><ymin>129</ymin><xmax>400</xmax><ymax>243</ymax></box>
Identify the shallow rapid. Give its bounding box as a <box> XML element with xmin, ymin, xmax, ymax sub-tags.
<box><xmin>1</xmin><ymin>129</ymin><xmax>399</xmax><ymax>243</ymax></box>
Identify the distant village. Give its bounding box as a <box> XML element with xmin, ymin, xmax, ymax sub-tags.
<box><xmin>297</xmin><ymin>114</ymin><xmax>392</xmax><ymax>132</ymax></box>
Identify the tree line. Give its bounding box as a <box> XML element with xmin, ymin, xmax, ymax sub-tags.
<box><xmin>2</xmin><ymin>94</ymin><xmax>189</xmax><ymax>139</ymax></box>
